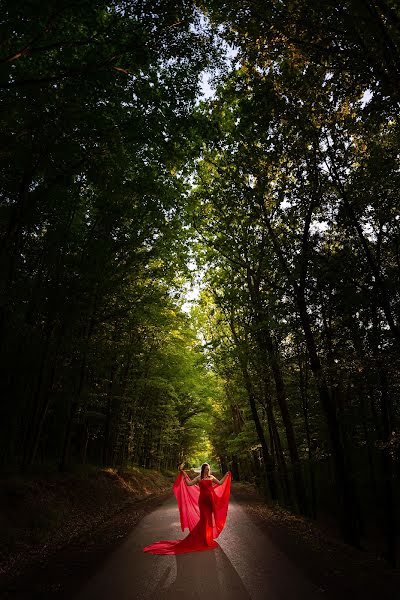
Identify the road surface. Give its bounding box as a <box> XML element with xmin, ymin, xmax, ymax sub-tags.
<box><xmin>75</xmin><ymin>493</ymin><xmax>325</xmax><ymax>600</ymax></box>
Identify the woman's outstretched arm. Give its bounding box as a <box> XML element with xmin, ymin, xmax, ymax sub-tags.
<box><xmin>179</xmin><ymin>463</ymin><xmax>200</xmax><ymax>486</ymax></box>
<box><xmin>211</xmin><ymin>471</ymin><xmax>230</xmax><ymax>485</ymax></box>
<box><xmin>183</xmin><ymin>472</ymin><xmax>200</xmax><ymax>486</ymax></box>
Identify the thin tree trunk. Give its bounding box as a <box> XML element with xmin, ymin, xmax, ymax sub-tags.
<box><xmin>296</xmin><ymin>288</ymin><xmax>362</xmax><ymax>546</ymax></box>
<box><xmin>82</xmin><ymin>422</ymin><xmax>90</xmax><ymax>465</ymax></box>
<box><xmin>270</xmin><ymin>410</ymin><xmax>292</xmax><ymax>507</ymax></box>
<box><xmin>358</xmin><ymin>387</ymin><xmax>377</xmax><ymax>496</ymax></box>
<box><xmin>262</xmin><ymin>327</ymin><xmax>308</xmax><ymax>514</ymax></box>
<box><xmin>23</xmin><ymin>325</ymin><xmax>53</xmax><ymax>467</ymax></box>
<box><xmin>230</xmin><ymin>319</ymin><xmax>278</xmax><ymax>500</ymax></box>
<box><xmin>371</xmin><ymin>303</ymin><xmax>397</xmax><ymax>566</ymax></box>
<box><xmin>258</xmin><ymin>200</ymin><xmax>361</xmax><ymax>545</ymax></box>
<box><xmin>298</xmin><ymin>347</ymin><xmax>317</xmax><ymax>519</ymax></box>
<box><xmin>248</xmin><ymin>267</ymin><xmax>308</xmax><ymax>515</ymax></box>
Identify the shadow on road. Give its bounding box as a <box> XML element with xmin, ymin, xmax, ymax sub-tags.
<box><xmin>149</xmin><ymin>546</ymin><xmax>251</xmax><ymax>600</ymax></box>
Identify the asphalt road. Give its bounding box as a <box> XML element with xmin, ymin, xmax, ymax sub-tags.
<box><xmin>74</xmin><ymin>493</ymin><xmax>326</xmax><ymax>600</ymax></box>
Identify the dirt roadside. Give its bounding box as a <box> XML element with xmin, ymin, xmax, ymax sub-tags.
<box><xmin>2</xmin><ymin>478</ymin><xmax>400</xmax><ymax>599</ymax></box>
<box><xmin>232</xmin><ymin>482</ymin><xmax>400</xmax><ymax>600</ymax></box>
<box><xmin>0</xmin><ymin>490</ymin><xmax>171</xmax><ymax>599</ymax></box>
<box><xmin>0</xmin><ymin>466</ymin><xmax>175</xmax><ymax>599</ymax></box>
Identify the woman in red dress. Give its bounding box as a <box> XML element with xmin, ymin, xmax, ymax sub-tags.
<box><xmin>143</xmin><ymin>462</ymin><xmax>231</xmax><ymax>555</ymax></box>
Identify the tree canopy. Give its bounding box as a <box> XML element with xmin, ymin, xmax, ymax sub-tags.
<box><xmin>1</xmin><ymin>0</ymin><xmax>400</xmax><ymax>566</ymax></box>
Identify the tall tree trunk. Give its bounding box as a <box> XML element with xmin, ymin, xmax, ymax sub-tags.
<box><xmin>296</xmin><ymin>289</ymin><xmax>362</xmax><ymax>546</ymax></box>
<box><xmin>22</xmin><ymin>325</ymin><xmax>53</xmax><ymax>467</ymax></box>
<box><xmin>371</xmin><ymin>303</ymin><xmax>397</xmax><ymax>566</ymax></box>
<box><xmin>248</xmin><ymin>268</ymin><xmax>308</xmax><ymax>515</ymax></box>
<box><xmin>82</xmin><ymin>422</ymin><xmax>90</xmax><ymax>465</ymax></box>
<box><xmin>358</xmin><ymin>386</ymin><xmax>377</xmax><ymax>496</ymax></box>
<box><xmin>102</xmin><ymin>364</ymin><xmax>116</xmax><ymax>467</ymax></box>
<box><xmin>59</xmin><ymin>356</ymin><xmax>86</xmax><ymax>471</ymax></box>
<box><xmin>230</xmin><ymin>319</ymin><xmax>278</xmax><ymax>500</ymax></box>
<box><xmin>298</xmin><ymin>347</ymin><xmax>317</xmax><ymax>519</ymax></box>
<box><xmin>262</xmin><ymin>327</ymin><xmax>308</xmax><ymax>514</ymax></box>
<box><xmin>377</xmin><ymin>362</ymin><xmax>397</xmax><ymax>566</ymax></box>
<box><xmin>270</xmin><ymin>409</ymin><xmax>292</xmax><ymax>507</ymax></box>
<box><xmin>259</xmin><ymin>201</ymin><xmax>361</xmax><ymax>545</ymax></box>
<box><xmin>231</xmin><ymin>454</ymin><xmax>240</xmax><ymax>480</ymax></box>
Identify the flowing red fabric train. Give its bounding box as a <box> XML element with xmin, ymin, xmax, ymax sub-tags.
<box><xmin>143</xmin><ymin>471</ymin><xmax>231</xmax><ymax>555</ymax></box>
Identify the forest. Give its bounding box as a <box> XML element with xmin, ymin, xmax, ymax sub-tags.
<box><xmin>1</xmin><ymin>0</ymin><xmax>400</xmax><ymax>567</ymax></box>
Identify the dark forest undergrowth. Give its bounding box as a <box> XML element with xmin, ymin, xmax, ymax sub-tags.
<box><xmin>233</xmin><ymin>483</ymin><xmax>400</xmax><ymax>600</ymax></box>
<box><xmin>0</xmin><ymin>465</ymin><xmax>175</xmax><ymax>581</ymax></box>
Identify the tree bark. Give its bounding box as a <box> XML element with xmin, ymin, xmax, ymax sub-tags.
<box><xmin>230</xmin><ymin>318</ymin><xmax>278</xmax><ymax>500</ymax></box>
<box><xmin>258</xmin><ymin>197</ymin><xmax>361</xmax><ymax>545</ymax></box>
<box><xmin>247</xmin><ymin>266</ymin><xmax>308</xmax><ymax>515</ymax></box>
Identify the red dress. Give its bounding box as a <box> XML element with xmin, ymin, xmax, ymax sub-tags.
<box><xmin>143</xmin><ymin>471</ymin><xmax>231</xmax><ymax>555</ymax></box>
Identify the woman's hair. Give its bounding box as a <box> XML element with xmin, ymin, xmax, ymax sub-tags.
<box><xmin>200</xmin><ymin>463</ymin><xmax>211</xmax><ymax>479</ymax></box>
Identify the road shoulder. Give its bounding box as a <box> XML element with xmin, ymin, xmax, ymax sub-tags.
<box><xmin>232</xmin><ymin>482</ymin><xmax>400</xmax><ymax>600</ymax></box>
<box><xmin>0</xmin><ymin>491</ymin><xmax>171</xmax><ymax>599</ymax></box>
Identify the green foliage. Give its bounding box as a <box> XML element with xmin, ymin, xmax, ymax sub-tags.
<box><xmin>2</xmin><ymin>0</ymin><xmax>400</xmax><ymax>564</ymax></box>
<box><xmin>190</xmin><ymin>0</ymin><xmax>400</xmax><ymax>558</ymax></box>
<box><xmin>0</xmin><ymin>1</ymin><xmax>220</xmax><ymax>472</ymax></box>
